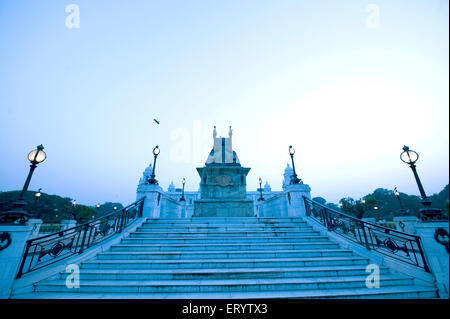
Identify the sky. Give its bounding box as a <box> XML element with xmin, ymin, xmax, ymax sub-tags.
<box><xmin>0</xmin><ymin>0</ymin><xmax>448</xmax><ymax>206</ymax></box>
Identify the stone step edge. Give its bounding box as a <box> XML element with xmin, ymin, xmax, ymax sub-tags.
<box><xmin>13</xmin><ymin>286</ymin><xmax>437</xmax><ymax>299</ymax></box>
<box><xmin>99</xmin><ymin>249</ymin><xmax>353</xmax><ymax>256</ymax></box>
<box><xmin>112</xmin><ymin>242</ymin><xmax>339</xmax><ymax>248</ymax></box>
<box><xmin>38</xmin><ymin>274</ymin><xmax>410</xmax><ymax>286</ymax></box>
<box><xmin>85</xmin><ymin>257</ymin><xmax>369</xmax><ymax>264</ymax></box>
<box><xmin>64</xmin><ymin>265</ymin><xmax>389</xmax><ymax>274</ymax></box>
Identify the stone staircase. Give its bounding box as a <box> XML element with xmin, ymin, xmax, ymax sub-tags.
<box><xmin>16</xmin><ymin>217</ymin><xmax>437</xmax><ymax>298</ymax></box>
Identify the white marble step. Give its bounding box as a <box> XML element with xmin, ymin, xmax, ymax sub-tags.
<box><xmin>110</xmin><ymin>242</ymin><xmax>341</xmax><ymax>252</ymax></box>
<box><xmin>16</xmin><ymin>285</ymin><xmax>438</xmax><ymax>299</ymax></box>
<box><xmin>81</xmin><ymin>256</ymin><xmax>370</xmax><ymax>270</ymax></box>
<box><xmin>121</xmin><ymin>236</ymin><xmax>331</xmax><ymax>244</ymax></box>
<box><xmin>130</xmin><ymin>230</ymin><xmax>320</xmax><ymax>238</ymax></box>
<box><xmin>34</xmin><ymin>275</ymin><xmax>414</xmax><ymax>293</ymax></box>
<box><xmin>141</xmin><ymin>222</ymin><xmax>308</xmax><ymax>227</ymax></box>
<box><xmin>137</xmin><ymin>226</ymin><xmax>313</xmax><ymax>232</ymax></box>
<box><xmin>57</xmin><ymin>265</ymin><xmax>391</xmax><ymax>280</ymax></box>
<box><xmin>96</xmin><ymin>249</ymin><xmax>354</xmax><ymax>260</ymax></box>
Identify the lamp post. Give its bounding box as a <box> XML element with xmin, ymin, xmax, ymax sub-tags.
<box><xmin>288</xmin><ymin>145</ymin><xmax>301</xmax><ymax>184</ymax></box>
<box><xmin>32</xmin><ymin>188</ymin><xmax>42</xmax><ymax>219</ymax></box>
<box><xmin>70</xmin><ymin>200</ymin><xmax>76</xmax><ymax>220</ymax></box>
<box><xmin>148</xmin><ymin>145</ymin><xmax>160</xmax><ymax>185</ymax></box>
<box><xmin>400</xmin><ymin>145</ymin><xmax>444</xmax><ymax>221</ymax></box>
<box><xmin>0</xmin><ymin>145</ymin><xmax>47</xmax><ymax>224</ymax></box>
<box><xmin>180</xmin><ymin>178</ymin><xmax>186</xmax><ymax>201</ymax></box>
<box><xmin>33</xmin><ymin>188</ymin><xmax>42</xmax><ymax>208</ymax></box>
<box><xmin>258</xmin><ymin>178</ymin><xmax>264</xmax><ymax>201</ymax></box>
<box><xmin>394</xmin><ymin>187</ymin><xmax>407</xmax><ymax>215</ymax></box>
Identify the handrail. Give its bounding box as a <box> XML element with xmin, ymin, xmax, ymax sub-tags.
<box><xmin>16</xmin><ymin>197</ymin><xmax>145</xmax><ymax>279</ymax></box>
<box><xmin>303</xmin><ymin>196</ymin><xmax>430</xmax><ymax>272</ymax></box>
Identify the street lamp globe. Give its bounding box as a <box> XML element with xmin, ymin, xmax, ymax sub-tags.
<box><xmin>96</xmin><ymin>203</ymin><xmax>100</xmax><ymax>208</ymax></box>
<box><xmin>289</xmin><ymin>145</ymin><xmax>295</xmax><ymax>156</ymax></box>
<box><xmin>182</xmin><ymin>178</ymin><xmax>186</xmax><ymax>185</ymax></box>
<box><xmin>72</xmin><ymin>200</ymin><xmax>76</xmax><ymax>206</ymax></box>
<box><xmin>153</xmin><ymin>145</ymin><xmax>160</xmax><ymax>156</ymax></box>
<box><xmin>400</xmin><ymin>145</ymin><xmax>419</xmax><ymax>164</ymax></box>
<box><xmin>28</xmin><ymin>145</ymin><xmax>46</xmax><ymax>164</ymax></box>
<box><xmin>374</xmin><ymin>206</ymin><xmax>379</xmax><ymax>210</ymax></box>
<box><xmin>35</xmin><ymin>191</ymin><xmax>41</xmax><ymax>198</ymax></box>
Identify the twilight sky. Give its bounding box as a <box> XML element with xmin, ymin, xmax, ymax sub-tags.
<box><xmin>0</xmin><ymin>0</ymin><xmax>448</xmax><ymax>206</ymax></box>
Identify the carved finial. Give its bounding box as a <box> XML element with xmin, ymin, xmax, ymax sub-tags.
<box><xmin>228</xmin><ymin>126</ymin><xmax>233</xmax><ymax>138</ymax></box>
<box><xmin>213</xmin><ymin>126</ymin><xmax>217</xmax><ymax>138</ymax></box>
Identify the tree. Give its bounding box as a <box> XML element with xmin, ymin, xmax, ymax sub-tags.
<box><xmin>312</xmin><ymin>197</ymin><xmax>327</xmax><ymax>205</ymax></box>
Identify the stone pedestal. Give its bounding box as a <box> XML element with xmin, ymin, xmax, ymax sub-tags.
<box><xmin>0</xmin><ymin>223</ymin><xmax>34</xmax><ymax>299</ymax></box>
<box><xmin>285</xmin><ymin>183</ymin><xmax>311</xmax><ymax>217</ymax></box>
<box><xmin>179</xmin><ymin>201</ymin><xmax>187</xmax><ymax>219</ymax></box>
<box><xmin>60</xmin><ymin>219</ymin><xmax>77</xmax><ymax>231</ymax></box>
<box><xmin>414</xmin><ymin>222</ymin><xmax>449</xmax><ymax>299</ymax></box>
<box><xmin>394</xmin><ymin>216</ymin><xmax>419</xmax><ymax>233</ymax></box>
<box><xmin>137</xmin><ymin>184</ymin><xmax>163</xmax><ymax>218</ymax></box>
<box><xmin>194</xmin><ymin>164</ymin><xmax>253</xmax><ymax>217</ymax></box>
<box><xmin>194</xmin><ymin>199</ymin><xmax>254</xmax><ymax>217</ymax></box>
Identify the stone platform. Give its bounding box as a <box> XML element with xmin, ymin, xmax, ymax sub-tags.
<box><xmin>193</xmin><ymin>199</ymin><xmax>254</xmax><ymax>217</ymax></box>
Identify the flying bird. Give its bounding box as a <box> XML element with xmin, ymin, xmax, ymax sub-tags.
<box><xmin>153</xmin><ymin>119</ymin><xmax>160</xmax><ymax>125</ymax></box>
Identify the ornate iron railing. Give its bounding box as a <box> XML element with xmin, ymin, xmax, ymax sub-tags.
<box><xmin>303</xmin><ymin>197</ymin><xmax>430</xmax><ymax>272</ymax></box>
<box><xmin>16</xmin><ymin>198</ymin><xmax>145</xmax><ymax>279</ymax></box>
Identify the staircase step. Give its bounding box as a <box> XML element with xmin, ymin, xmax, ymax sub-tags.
<box><xmin>141</xmin><ymin>222</ymin><xmax>311</xmax><ymax>229</ymax></box>
<box><xmin>16</xmin><ymin>285</ymin><xmax>439</xmax><ymax>299</ymax></box>
<box><xmin>82</xmin><ymin>256</ymin><xmax>370</xmax><ymax>270</ymax></box>
<box><xmin>96</xmin><ymin>249</ymin><xmax>354</xmax><ymax>260</ymax></box>
<box><xmin>58</xmin><ymin>265</ymin><xmax>391</xmax><ymax>280</ymax></box>
<box><xmin>35</xmin><ymin>275</ymin><xmax>414</xmax><ymax>293</ymax></box>
<box><xmin>130</xmin><ymin>230</ymin><xmax>320</xmax><ymax>238</ymax></box>
<box><xmin>121</xmin><ymin>236</ymin><xmax>330</xmax><ymax>244</ymax></box>
<box><xmin>110</xmin><ymin>242</ymin><xmax>341</xmax><ymax>252</ymax></box>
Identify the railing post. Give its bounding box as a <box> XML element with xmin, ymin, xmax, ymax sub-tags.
<box><xmin>360</xmin><ymin>221</ymin><xmax>371</xmax><ymax>250</ymax></box>
<box><xmin>415</xmin><ymin>237</ymin><xmax>430</xmax><ymax>273</ymax></box>
<box><xmin>15</xmin><ymin>240</ymin><xmax>31</xmax><ymax>279</ymax></box>
<box><xmin>78</xmin><ymin>224</ymin><xmax>89</xmax><ymax>254</ymax></box>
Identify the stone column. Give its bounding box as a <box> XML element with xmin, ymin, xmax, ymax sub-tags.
<box><xmin>60</xmin><ymin>219</ymin><xmax>77</xmax><ymax>231</ymax></box>
<box><xmin>393</xmin><ymin>216</ymin><xmax>419</xmax><ymax>233</ymax></box>
<box><xmin>179</xmin><ymin>200</ymin><xmax>187</xmax><ymax>219</ymax></box>
<box><xmin>414</xmin><ymin>222</ymin><xmax>449</xmax><ymax>299</ymax></box>
<box><xmin>137</xmin><ymin>184</ymin><xmax>163</xmax><ymax>219</ymax></box>
<box><xmin>0</xmin><ymin>223</ymin><xmax>34</xmax><ymax>299</ymax></box>
<box><xmin>284</xmin><ymin>183</ymin><xmax>311</xmax><ymax>217</ymax></box>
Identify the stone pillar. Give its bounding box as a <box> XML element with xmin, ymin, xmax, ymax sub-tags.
<box><xmin>179</xmin><ymin>201</ymin><xmax>187</xmax><ymax>219</ymax></box>
<box><xmin>60</xmin><ymin>219</ymin><xmax>77</xmax><ymax>231</ymax></box>
<box><xmin>28</xmin><ymin>219</ymin><xmax>43</xmax><ymax>238</ymax></box>
<box><xmin>414</xmin><ymin>222</ymin><xmax>449</xmax><ymax>299</ymax></box>
<box><xmin>393</xmin><ymin>216</ymin><xmax>419</xmax><ymax>233</ymax></box>
<box><xmin>0</xmin><ymin>223</ymin><xmax>34</xmax><ymax>299</ymax></box>
<box><xmin>137</xmin><ymin>184</ymin><xmax>163</xmax><ymax>219</ymax></box>
<box><xmin>285</xmin><ymin>183</ymin><xmax>311</xmax><ymax>217</ymax></box>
